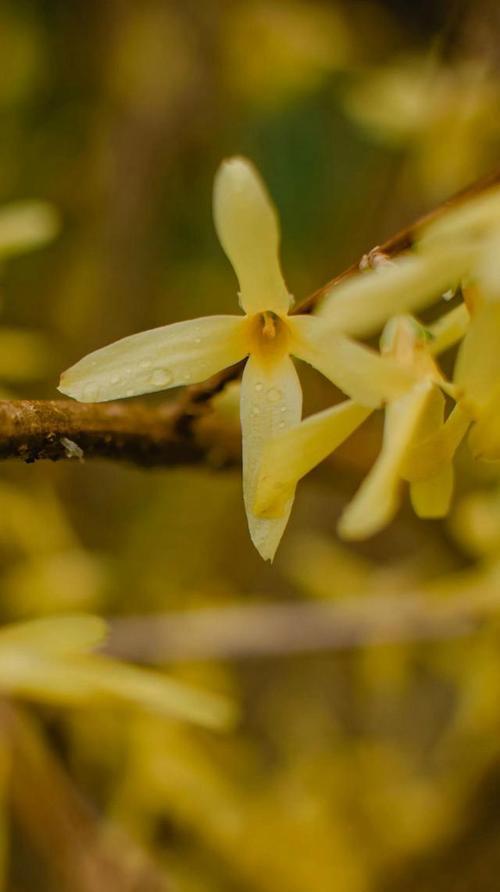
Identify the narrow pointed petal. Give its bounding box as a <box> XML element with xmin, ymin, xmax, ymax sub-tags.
<box><xmin>468</xmin><ymin>387</ymin><xmax>500</xmax><ymax>459</ymax></box>
<box><xmin>316</xmin><ymin>247</ymin><xmax>472</xmax><ymax>338</ymax></box>
<box><xmin>338</xmin><ymin>381</ymin><xmax>434</xmax><ymax>540</ymax></box>
<box><xmin>410</xmin><ymin>465</ymin><xmax>453</xmax><ymax>518</ymax></box>
<box><xmin>240</xmin><ymin>354</ymin><xmax>302</xmax><ymax>560</ymax></box>
<box><xmin>255</xmin><ymin>401</ymin><xmax>372</xmax><ymax>518</ymax></box>
<box><xmin>0</xmin><ymin>653</ymin><xmax>235</xmax><ymax>728</ymax></box>
<box><xmin>213</xmin><ymin>157</ymin><xmax>291</xmax><ymax>315</ymax></box>
<box><xmin>420</xmin><ymin>187</ymin><xmax>500</xmax><ymax>247</ymax></box>
<box><xmin>401</xmin><ymin>401</ymin><xmax>471</xmax><ymax>481</ymax></box>
<box><xmin>290</xmin><ymin>315</ymin><xmax>416</xmax><ymax>407</ymax></box>
<box><xmin>428</xmin><ymin>303</ymin><xmax>470</xmax><ymax>356</ymax></box>
<box><xmin>59</xmin><ymin>315</ymin><xmax>249</xmax><ymax>402</ymax></box>
<box><xmin>454</xmin><ymin>303</ymin><xmax>500</xmax><ymax>413</ymax></box>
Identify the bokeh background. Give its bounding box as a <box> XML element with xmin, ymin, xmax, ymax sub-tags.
<box><xmin>2</xmin><ymin>0</ymin><xmax>500</xmax><ymax>889</ymax></box>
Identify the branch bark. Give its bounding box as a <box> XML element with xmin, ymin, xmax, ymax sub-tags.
<box><xmin>3</xmin><ymin>168</ymin><xmax>500</xmax><ymax>467</ymax></box>
<box><xmin>0</xmin><ymin>391</ymin><xmax>241</xmax><ymax>467</ymax></box>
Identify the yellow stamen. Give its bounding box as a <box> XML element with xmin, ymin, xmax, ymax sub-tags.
<box><xmin>261</xmin><ymin>312</ymin><xmax>278</xmax><ymax>339</ymax></box>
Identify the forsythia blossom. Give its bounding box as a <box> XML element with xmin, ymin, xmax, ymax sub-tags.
<box><xmin>59</xmin><ymin>157</ymin><xmax>415</xmax><ymax>560</ymax></box>
<box><xmin>0</xmin><ymin>615</ymin><xmax>234</xmax><ymax>728</ymax></box>
<box><xmin>419</xmin><ymin>188</ymin><xmax>500</xmax><ymax>460</ymax></box>
<box><xmin>255</xmin><ymin>311</ymin><xmax>471</xmax><ymax>538</ymax></box>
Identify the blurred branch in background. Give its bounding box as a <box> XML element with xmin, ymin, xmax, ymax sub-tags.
<box><xmin>3</xmin><ymin>704</ymin><xmax>171</xmax><ymax>892</ymax></box>
<box><xmin>106</xmin><ymin>584</ymin><xmax>500</xmax><ymax>663</ymax></box>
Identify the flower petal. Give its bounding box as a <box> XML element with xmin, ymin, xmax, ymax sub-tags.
<box><xmin>468</xmin><ymin>386</ymin><xmax>500</xmax><ymax>459</ymax></box>
<box><xmin>454</xmin><ymin>303</ymin><xmax>500</xmax><ymax>413</ymax></box>
<box><xmin>316</xmin><ymin>247</ymin><xmax>471</xmax><ymax>338</ymax></box>
<box><xmin>213</xmin><ymin>157</ymin><xmax>291</xmax><ymax>316</ymax></box>
<box><xmin>410</xmin><ymin>465</ymin><xmax>453</xmax><ymax>518</ymax></box>
<box><xmin>420</xmin><ymin>187</ymin><xmax>500</xmax><ymax>247</ymax></box>
<box><xmin>401</xmin><ymin>400</ymin><xmax>471</xmax><ymax>481</ymax></box>
<box><xmin>290</xmin><ymin>315</ymin><xmax>416</xmax><ymax>407</ymax></box>
<box><xmin>338</xmin><ymin>381</ymin><xmax>434</xmax><ymax>540</ymax></box>
<box><xmin>240</xmin><ymin>354</ymin><xmax>302</xmax><ymax>560</ymax></box>
<box><xmin>428</xmin><ymin>303</ymin><xmax>470</xmax><ymax>356</ymax></box>
<box><xmin>0</xmin><ymin>615</ymin><xmax>106</xmax><ymax>657</ymax></box>
<box><xmin>0</xmin><ymin>653</ymin><xmax>235</xmax><ymax>728</ymax></box>
<box><xmin>59</xmin><ymin>315</ymin><xmax>249</xmax><ymax>402</ymax></box>
<box><xmin>255</xmin><ymin>401</ymin><xmax>372</xmax><ymax>518</ymax></box>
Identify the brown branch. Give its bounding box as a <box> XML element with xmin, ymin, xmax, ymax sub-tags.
<box><xmin>2</xmin><ymin>167</ymin><xmax>500</xmax><ymax>467</ymax></box>
<box><xmin>0</xmin><ymin>390</ymin><xmax>241</xmax><ymax>468</ymax></box>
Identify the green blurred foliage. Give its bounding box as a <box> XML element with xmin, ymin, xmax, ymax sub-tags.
<box><xmin>1</xmin><ymin>0</ymin><xmax>500</xmax><ymax>889</ymax></box>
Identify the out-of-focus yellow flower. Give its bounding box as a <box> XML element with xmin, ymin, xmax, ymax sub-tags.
<box><xmin>0</xmin><ymin>200</ymin><xmax>59</xmax><ymax>261</ymax></box>
<box><xmin>0</xmin><ymin>199</ymin><xmax>59</xmax><ymax>387</ymax></box>
<box><xmin>256</xmin><ymin>312</ymin><xmax>470</xmax><ymax>539</ymax></box>
<box><xmin>346</xmin><ymin>57</ymin><xmax>500</xmax><ymax>198</ymax></box>
<box><xmin>224</xmin><ymin>1</ymin><xmax>352</xmax><ymax>105</ymax></box>
<box><xmin>421</xmin><ymin>187</ymin><xmax>500</xmax><ymax>458</ymax></box>
<box><xmin>0</xmin><ymin>615</ymin><xmax>235</xmax><ymax>729</ymax></box>
<box><xmin>338</xmin><ymin>317</ymin><xmax>469</xmax><ymax>539</ymax></box>
<box><xmin>59</xmin><ymin>157</ymin><xmax>413</xmax><ymax>560</ymax></box>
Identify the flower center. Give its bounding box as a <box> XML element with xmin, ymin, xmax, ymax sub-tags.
<box><xmin>247</xmin><ymin>311</ymin><xmax>290</xmax><ymax>363</ymax></box>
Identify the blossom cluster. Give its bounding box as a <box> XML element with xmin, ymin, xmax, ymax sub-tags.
<box><xmin>59</xmin><ymin>158</ymin><xmax>500</xmax><ymax>560</ymax></box>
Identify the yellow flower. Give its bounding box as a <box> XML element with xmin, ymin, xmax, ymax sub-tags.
<box><xmin>346</xmin><ymin>57</ymin><xmax>500</xmax><ymax>199</ymax></box>
<box><xmin>420</xmin><ymin>186</ymin><xmax>500</xmax><ymax>458</ymax></box>
<box><xmin>256</xmin><ymin>311</ymin><xmax>471</xmax><ymax>541</ymax></box>
<box><xmin>0</xmin><ymin>200</ymin><xmax>59</xmax><ymax>261</ymax></box>
<box><xmin>59</xmin><ymin>157</ymin><xmax>414</xmax><ymax>560</ymax></box>
<box><xmin>0</xmin><ymin>614</ymin><xmax>234</xmax><ymax>729</ymax></box>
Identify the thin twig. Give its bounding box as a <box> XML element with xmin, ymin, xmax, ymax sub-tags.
<box><xmin>105</xmin><ymin>585</ymin><xmax>500</xmax><ymax>663</ymax></box>
<box><xmin>2</xmin><ymin>167</ymin><xmax>500</xmax><ymax>467</ymax></box>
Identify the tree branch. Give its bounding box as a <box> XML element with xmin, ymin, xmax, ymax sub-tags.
<box><xmin>0</xmin><ymin>391</ymin><xmax>241</xmax><ymax>467</ymax></box>
<box><xmin>3</xmin><ymin>167</ymin><xmax>500</xmax><ymax>467</ymax></box>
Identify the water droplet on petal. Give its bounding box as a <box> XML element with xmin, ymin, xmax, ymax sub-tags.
<box><xmin>267</xmin><ymin>387</ymin><xmax>282</xmax><ymax>403</ymax></box>
<box><xmin>280</xmin><ymin>405</ymin><xmax>287</xmax><ymax>413</ymax></box>
<box><xmin>110</xmin><ymin>373</ymin><xmax>120</xmax><ymax>385</ymax></box>
<box><xmin>126</xmin><ymin>389</ymin><xmax>134</xmax><ymax>397</ymax></box>
<box><xmin>279</xmin><ymin>421</ymin><xmax>286</xmax><ymax>429</ymax></box>
<box><xmin>255</xmin><ymin>382</ymin><xmax>263</xmax><ymax>393</ymax></box>
<box><xmin>151</xmin><ymin>368</ymin><xmax>173</xmax><ymax>387</ymax></box>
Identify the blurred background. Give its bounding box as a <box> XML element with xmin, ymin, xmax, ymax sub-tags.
<box><xmin>2</xmin><ymin>0</ymin><xmax>500</xmax><ymax>889</ymax></box>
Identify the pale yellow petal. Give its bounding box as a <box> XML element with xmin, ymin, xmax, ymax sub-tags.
<box><xmin>0</xmin><ymin>615</ymin><xmax>107</xmax><ymax>657</ymax></box>
<box><xmin>316</xmin><ymin>246</ymin><xmax>471</xmax><ymax>338</ymax></box>
<box><xmin>255</xmin><ymin>401</ymin><xmax>372</xmax><ymax>518</ymax></box>
<box><xmin>213</xmin><ymin>157</ymin><xmax>291</xmax><ymax>315</ymax></box>
<box><xmin>454</xmin><ymin>303</ymin><xmax>500</xmax><ymax>413</ymax></box>
<box><xmin>420</xmin><ymin>187</ymin><xmax>500</xmax><ymax>247</ymax></box>
<box><xmin>0</xmin><ymin>201</ymin><xmax>60</xmax><ymax>259</ymax></box>
<box><xmin>0</xmin><ymin>653</ymin><xmax>235</xmax><ymax>729</ymax></box>
<box><xmin>290</xmin><ymin>315</ymin><xmax>416</xmax><ymax>407</ymax></box>
<box><xmin>468</xmin><ymin>386</ymin><xmax>500</xmax><ymax>459</ymax></box>
<box><xmin>338</xmin><ymin>381</ymin><xmax>434</xmax><ymax>540</ymax></box>
<box><xmin>68</xmin><ymin>656</ymin><xmax>237</xmax><ymax>729</ymax></box>
<box><xmin>240</xmin><ymin>353</ymin><xmax>302</xmax><ymax>560</ymax></box>
<box><xmin>402</xmin><ymin>401</ymin><xmax>471</xmax><ymax>481</ymax></box>
<box><xmin>427</xmin><ymin>303</ymin><xmax>470</xmax><ymax>356</ymax></box>
<box><xmin>476</xmin><ymin>227</ymin><xmax>500</xmax><ymax>301</ymax></box>
<box><xmin>59</xmin><ymin>315</ymin><xmax>249</xmax><ymax>402</ymax></box>
<box><xmin>410</xmin><ymin>464</ymin><xmax>453</xmax><ymax>518</ymax></box>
